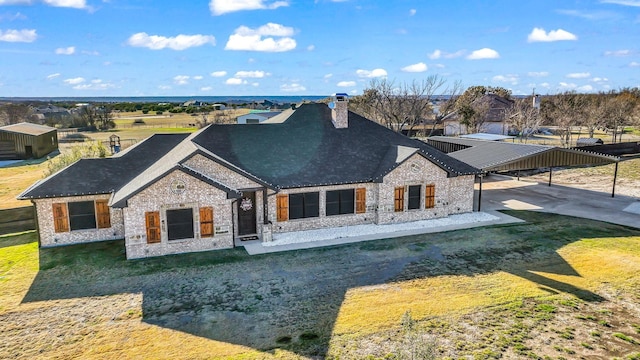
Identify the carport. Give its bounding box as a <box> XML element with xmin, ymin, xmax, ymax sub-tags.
<box><xmin>426</xmin><ymin>137</ymin><xmax>620</xmax><ymax>210</ymax></box>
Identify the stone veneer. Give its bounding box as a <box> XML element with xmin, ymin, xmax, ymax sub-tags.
<box><xmin>34</xmin><ymin>194</ymin><xmax>124</xmax><ymax>247</ymax></box>
<box><xmin>123</xmin><ymin>169</ymin><xmax>233</xmax><ymax>259</ymax></box>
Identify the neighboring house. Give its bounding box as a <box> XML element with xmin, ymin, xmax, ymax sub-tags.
<box><xmin>183</xmin><ymin>100</ymin><xmax>206</xmax><ymax>107</ymax></box>
<box><xmin>237</xmin><ymin>111</ymin><xmax>285</xmax><ymax>124</ymax></box>
<box><xmin>0</xmin><ymin>122</ymin><xmax>58</xmax><ymax>160</ymax></box>
<box><xmin>32</xmin><ymin>105</ymin><xmax>71</xmax><ymax>123</ymax></box>
<box><xmin>19</xmin><ymin>96</ymin><xmax>479</xmax><ymax>259</ymax></box>
<box><xmin>443</xmin><ymin>94</ymin><xmax>514</xmax><ymax>136</ymax></box>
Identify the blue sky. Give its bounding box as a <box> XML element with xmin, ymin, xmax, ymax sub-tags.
<box><xmin>0</xmin><ymin>0</ymin><xmax>639</xmax><ymax>97</ymax></box>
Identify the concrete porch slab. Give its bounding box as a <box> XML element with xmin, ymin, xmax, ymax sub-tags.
<box><xmin>240</xmin><ymin>211</ymin><xmax>524</xmax><ymax>255</ymax></box>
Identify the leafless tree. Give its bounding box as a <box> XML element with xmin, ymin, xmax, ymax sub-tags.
<box><xmin>453</xmin><ymin>85</ymin><xmax>512</xmax><ymax>134</ymax></box>
<box><xmin>0</xmin><ymin>103</ymin><xmax>32</xmax><ymax>125</ymax></box>
<box><xmin>581</xmin><ymin>93</ymin><xmax>607</xmax><ymax>138</ymax></box>
<box><xmin>76</xmin><ymin>104</ymin><xmax>115</xmax><ymax>130</ymax></box>
<box><xmin>603</xmin><ymin>91</ymin><xmax>637</xmax><ymax>143</ymax></box>
<box><xmin>349</xmin><ymin>75</ymin><xmax>450</xmax><ymax>134</ymax></box>
<box><xmin>540</xmin><ymin>91</ymin><xmax>586</xmax><ymax>147</ymax></box>
<box><xmin>503</xmin><ymin>97</ymin><xmax>540</xmax><ymax>142</ymax></box>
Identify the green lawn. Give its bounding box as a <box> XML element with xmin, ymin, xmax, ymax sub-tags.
<box><xmin>2</xmin><ymin>211</ymin><xmax>640</xmax><ymax>359</ymax></box>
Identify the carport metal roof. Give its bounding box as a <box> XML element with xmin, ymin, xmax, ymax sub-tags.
<box><xmin>427</xmin><ymin>136</ymin><xmax>618</xmax><ymax>172</ymax></box>
<box><xmin>426</xmin><ymin>136</ymin><xmax>621</xmax><ymax>204</ymax></box>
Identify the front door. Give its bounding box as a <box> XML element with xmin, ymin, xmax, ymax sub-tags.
<box><xmin>237</xmin><ymin>191</ymin><xmax>257</xmax><ymax>236</ymax></box>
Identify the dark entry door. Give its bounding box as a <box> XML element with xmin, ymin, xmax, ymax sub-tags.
<box><xmin>24</xmin><ymin>145</ymin><xmax>33</xmax><ymax>158</ymax></box>
<box><xmin>237</xmin><ymin>191</ymin><xmax>257</xmax><ymax>236</ymax></box>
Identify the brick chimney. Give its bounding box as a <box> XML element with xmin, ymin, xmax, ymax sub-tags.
<box><xmin>331</xmin><ymin>93</ymin><xmax>349</xmax><ymax>129</ymax></box>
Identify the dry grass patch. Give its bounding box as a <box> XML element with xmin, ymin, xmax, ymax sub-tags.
<box><xmin>0</xmin><ymin>161</ymin><xmax>47</xmax><ymax>210</ymax></box>
<box><xmin>2</xmin><ymin>212</ymin><xmax>640</xmax><ymax>359</ymax></box>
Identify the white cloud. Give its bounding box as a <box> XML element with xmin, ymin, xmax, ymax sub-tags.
<box><xmin>0</xmin><ymin>12</ymin><xmax>27</xmax><ymax>21</ymax></box>
<box><xmin>409</xmin><ymin>9</ymin><xmax>416</xmax><ymax>16</ymax></box>
<box><xmin>127</xmin><ymin>32</ymin><xmax>215</xmax><ymax>50</ymax></box>
<box><xmin>356</xmin><ymin>68</ymin><xmax>387</xmax><ymax>78</ymax></box>
<box><xmin>193</xmin><ymin>75</ymin><xmax>204</xmax><ymax>80</ymax></box>
<box><xmin>43</xmin><ymin>0</ymin><xmax>87</xmax><ymax>9</ymax></box>
<box><xmin>73</xmin><ymin>81</ymin><xmax>116</xmax><ymax>91</ymax></box>
<box><xmin>0</xmin><ymin>29</ymin><xmax>37</xmax><ymax>42</ymax></box>
<box><xmin>401</xmin><ymin>62</ymin><xmax>427</xmax><ymax>73</ymax></box>
<box><xmin>527</xmin><ymin>27</ymin><xmax>577</xmax><ymax>42</ymax></box>
<box><xmin>630</xmin><ymin>61</ymin><xmax>640</xmax><ymax>67</ymax></box>
<box><xmin>566</xmin><ymin>72</ymin><xmax>590</xmax><ymax>79</ymax></box>
<box><xmin>528</xmin><ymin>71</ymin><xmax>549</xmax><ymax>77</ymax></box>
<box><xmin>63</xmin><ymin>77</ymin><xmax>85</xmax><ymax>85</ymax></box>
<box><xmin>324</xmin><ymin>73</ymin><xmax>333</xmax><ymax>79</ymax></box>
<box><xmin>209</xmin><ymin>0</ymin><xmax>288</xmax><ymax>15</ymax></box>
<box><xmin>252</xmin><ymin>82</ymin><xmax>259</xmax><ymax>87</ymax></box>
<box><xmin>577</xmin><ymin>85</ymin><xmax>594</xmax><ymax>92</ymax></box>
<box><xmin>466</xmin><ymin>48</ymin><xmax>500</xmax><ymax>60</ymax></box>
<box><xmin>225</xmin><ymin>23</ymin><xmax>296</xmax><ymax>52</ymax></box>
<box><xmin>539</xmin><ymin>82</ymin><xmax>551</xmax><ymax>88</ymax></box>
<box><xmin>46</xmin><ymin>73</ymin><xmax>60</xmax><ymax>80</ymax></box>
<box><xmin>307</xmin><ymin>44</ymin><xmax>315</xmax><ymax>51</ymax></box>
<box><xmin>429</xmin><ymin>49</ymin><xmax>466</xmax><ymax>60</ymax></box>
<box><xmin>492</xmin><ymin>74</ymin><xmax>519</xmax><ymax>85</ymax></box>
<box><xmin>234</xmin><ymin>70</ymin><xmax>269</xmax><ymax>78</ymax></box>
<box><xmin>158</xmin><ymin>85</ymin><xmax>172</xmax><ymax>90</ymax></box>
<box><xmin>225</xmin><ymin>78</ymin><xmax>248</xmax><ymax>85</ymax></box>
<box><xmin>200</xmin><ymin>86</ymin><xmax>213</xmax><ymax>91</ymax></box>
<box><xmin>591</xmin><ymin>77</ymin><xmax>608</xmax><ymax>82</ymax></box>
<box><xmin>81</xmin><ymin>50</ymin><xmax>100</xmax><ymax>56</ymax></box>
<box><xmin>55</xmin><ymin>46</ymin><xmax>75</xmax><ymax>55</ymax></box>
<box><xmin>600</xmin><ymin>0</ymin><xmax>640</xmax><ymax>6</ymax></box>
<box><xmin>337</xmin><ymin>81</ymin><xmax>356</xmax><ymax>87</ymax></box>
<box><xmin>210</xmin><ymin>71</ymin><xmax>227</xmax><ymax>77</ymax></box>
<box><xmin>559</xmin><ymin>82</ymin><xmax>577</xmax><ymax>89</ymax></box>
<box><xmin>604</xmin><ymin>49</ymin><xmax>631</xmax><ymax>56</ymax></box>
<box><xmin>173</xmin><ymin>75</ymin><xmax>190</xmax><ymax>85</ymax></box>
<box><xmin>280</xmin><ymin>83</ymin><xmax>306</xmax><ymax>92</ymax></box>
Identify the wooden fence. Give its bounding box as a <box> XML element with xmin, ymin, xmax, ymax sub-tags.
<box><xmin>0</xmin><ymin>206</ymin><xmax>36</xmax><ymax>235</ymax></box>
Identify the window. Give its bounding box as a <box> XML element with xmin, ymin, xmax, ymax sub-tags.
<box><xmin>68</xmin><ymin>201</ymin><xmax>96</xmax><ymax>230</ymax></box>
<box><xmin>289</xmin><ymin>192</ymin><xmax>319</xmax><ymax>220</ymax></box>
<box><xmin>425</xmin><ymin>184</ymin><xmax>435</xmax><ymax>209</ymax></box>
<box><xmin>326</xmin><ymin>189</ymin><xmax>355</xmax><ymax>216</ymax></box>
<box><xmin>276</xmin><ymin>194</ymin><xmax>288</xmax><ymax>222</ymax></box>
<box><xmin>355</xmin><ymin>188</ymin><xmax>366</xmax><ymax>214</ymax></box>
<box><xmin>166</xmin><ymin>208</ymin><xmax>194</xmax><ymax>241</ymax></box>
<box><xmin>394</xmin><ymin>187</ymin><xmax>405</xmax><ymax>212</ymax></box>
<box><xmin>200</xmin><ymin>207</ymin><xmax>214</xmax><ymax>237</ymax></box>
<box><xmin>408</xmin><ymin>185</ymin><xmax>421</xmax><ymax>210</ymax></box>
<box><xmin>145</xmin><ymin>211</ymin><xmax>161</xmax><ymax>244</ymax></box>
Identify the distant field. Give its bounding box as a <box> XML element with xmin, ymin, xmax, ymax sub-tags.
<box><xmin>1</xmin><ymin>212</ymin><xmax>640</xmax><ymax>359</ymax></box>
<box><xmin>0</xmin><ymin>160</ymin><xmax>47</xmax><ymax>210</ymax></box>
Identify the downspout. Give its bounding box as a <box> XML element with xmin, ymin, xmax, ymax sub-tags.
<box><xmin>477</xmin><ymin>174</ymin><xmax>483</xmax><ymax>212</ymax></box>
<box><xmin>612</xmin><ymin>162</ymin><xmax>619</xmax><ymax>198</ymax></box>
<box><xmin>231</xmin><ymin>198</ymin><xmax>237</xmax><ymax>248</ymax></box>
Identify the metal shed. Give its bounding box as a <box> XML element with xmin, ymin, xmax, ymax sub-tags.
<box><xmin>426</xmin><ymin>136</ymin><xmax>621</xmax><ymax>207</ymax></box>
<box><xmin>0</xmin><ymin>122</ymin><xmax>58</xmax><ymax>159</ymax></box>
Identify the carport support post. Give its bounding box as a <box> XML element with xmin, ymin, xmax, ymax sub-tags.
<box><xmin>477</xmin><ymin>174</ymin><xmax>483</xmax><ymax>212</ymax></box>
<box><xmin>548</xmin><ymin>167</ymin><xmax>553</xmax><ymax>187</ymax></box>
<box><xmin>612</xmin><ymin>162</ymin><xmax>618</xmax><ymax>198</ymax></box>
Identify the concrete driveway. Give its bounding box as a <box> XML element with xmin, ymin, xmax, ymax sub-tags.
<box><xmin>477</xmin><ymin>174</ymin><xmax>640</xmax><ymax>229</ymax></box>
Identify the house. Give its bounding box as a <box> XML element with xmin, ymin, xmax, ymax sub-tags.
<box><xmin>0</xmin><ymin>122</ymin><xmax>58</xmax><ymax>160</ymax></box>
<box><xmin>237</xmin><ymin>111</ymin><xmax>285</xmax><ymax>124</ymax></box>
<box><xmin>443</xmin><ymin>94</ymin><xmax>514</xmax><ymax>136</ymax></box>
<box><xmin>18</xmin><ymin>95</ymin><xmax>479</xmax><ymax>259</ymax></box>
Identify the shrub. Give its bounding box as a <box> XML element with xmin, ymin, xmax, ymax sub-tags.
<box><xmin>45</xmin><ymin>141</ymin><xmax>108</xmax><ymax>177</ymax></box>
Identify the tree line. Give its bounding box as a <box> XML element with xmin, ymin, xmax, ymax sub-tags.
<box><xmin>349</xmin><ymin>77</ymin><xmax>640</xmax><ymax>145</ymax></box>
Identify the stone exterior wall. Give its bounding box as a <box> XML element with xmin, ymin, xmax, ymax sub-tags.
<box><xmin>268</xmin><ymin>183</ymin><xmax>378</xmax><ymax>235</ymax></box>
<box><xmin>34</xmin><ymin>194</ymin><xmax>124</xmax><ymax>247</ymax></box>
<box><xmin>183</xmin><ymin>154</ymin><xmax>261</xmax><ymax>190</ymax></box>
<box><xmin>446</xmin><ymin>175</ymin><xmax>475</xmax><ymax>215</ymax></box>
<box><xmin>123</xmin><ymin>169</ymin><xmax>233</xmax><ymax>259</ymax></box>
<box><xmin>377</xmin><ymin>153</ymin><xmax>451</xmax><ymax>224</ymax></box>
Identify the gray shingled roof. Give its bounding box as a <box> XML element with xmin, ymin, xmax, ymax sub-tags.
<box><xmin>19</xmin><ymin>103</ymin><xmax>481</xmax><ymax>204</ymax></box>
<box><xmin>18</xmin><ymin>133</ymin><xmax>189</xmax><ymax>199</ymax></box>
<box><xmin>192</xmin><ymin>103</ymin><xmax>479</xmax><ymax>189</ymax></box>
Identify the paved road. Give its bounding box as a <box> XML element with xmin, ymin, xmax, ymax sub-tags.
<box><xmin>477</xmin><ymin>174</ymin><xmax>640</xmax><ymax>229</ymax></box>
